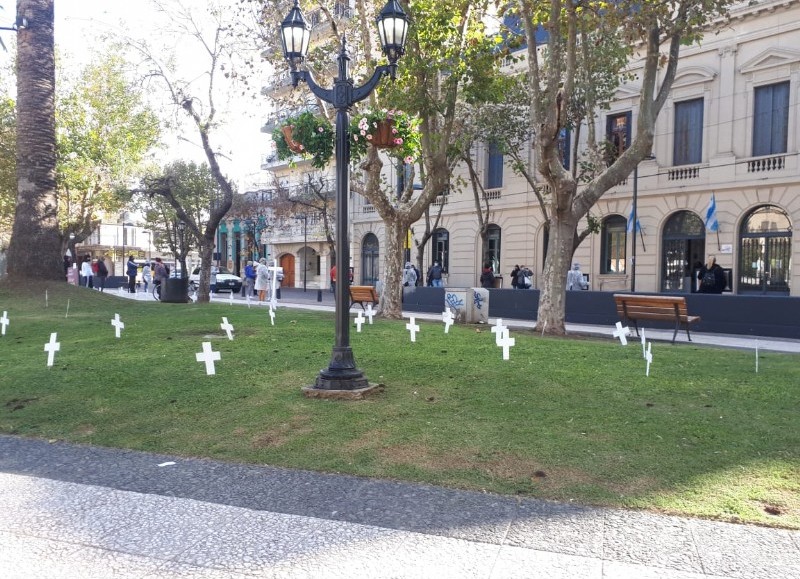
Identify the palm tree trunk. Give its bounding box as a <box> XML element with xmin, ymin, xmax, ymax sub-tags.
<box><xmin>6</xmin><ymin>0</ymin><xmax>61</xmax><ymax>280</ymax></box>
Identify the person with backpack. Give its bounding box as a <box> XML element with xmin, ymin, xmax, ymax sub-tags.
<box><xmin>697</xmin><ymin>255</ymin><xmax>726</xmax><ymax>294</ymax></box>
<box><xmin>516</xmin><ymin>266</ymin><xmax>533</xmax><ymax>289</ymax></box>
<box><xmin>427</xmin><ymin>261</ymin><xmax>444</xmax><ymax>287</ymax></box>
<box><xmin>95</xmin><ymin>256</ymin><xmax>109</xmax><ymax>292</ymax></box>
<box><xmin>402</xmin><ymin>262</ymin><xmax>417</xmax><ymax>287</ymax></box>
<box><xmin>479</xmin><ymin>262</ymin><xmax>495</xmax><ymax>288</ymax></box>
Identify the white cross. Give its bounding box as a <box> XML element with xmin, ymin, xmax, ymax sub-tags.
<box><xmin>612</xmin><ymin>321</ymin><xmax>630</xmax><ymax>345</ymax></box>
<box><xmin>755</xmin><ymin>339</ymin><xmax>759</xmax><ymax>373</ymax></box>
<box><xmin>267</xmin><ymin>260</ymin><xmax>281</xmax><ymax>304</ymax></box>
<box><xmin>442</xmin><ymin>308</ymin><xmax>454</xmax><ymax>334</ymax></box>
<box><xmin>44</xmin><ymin>333</ymin><xmax>60</xmax><ymax>367</ymax></box>
<box><xmin>111</xmin><ymin>313</ymin><xmax>125</xmax><ymax>338</ymax></box>
<box><xmin>365</xmin><ymin>304</ymin><xmax>375</xmax><ymax>325</ymax></box>
<box><xmin>405</xmin><ymin>316</ymin><xmax>420</xmax><ymax>342</ymax></box>
<box><xmin>645</xmin><ymin>342</ymin><xmax>653</xmax><ymax>376</ymax></box>
<box><xmin>491</xmin><ymin>318</ymin><xmax>508</xmax><ymax>346</ymax></box>
<box><xmin>246</xmin><ymin>293</ymin><xmax>252</xmax><ymax>309</ymax></box>
<box><xmin>354</xmin><ymin>311</ymin><xmax>365</xmax><ymax>332</ymax></box>
<box><xmin>195</xmin><ymin>342</ymin><xmax>221</xmax><ymax>375</ymax></box>
<box><xmin>497</xmin><ymin>328</ymin><xmax>515</xmax><ymax>360</ymax></box>
<box><xmin>0</xmin><ymin>311</ymin><xmax>9</xmax><ymax>336</ymax></box>
<box><xmin>229</xmin><ymin>291</ymin><xmax>234</xmax><ymax>305</ymax></box>
<box><xmin>220</xmin><ymin>317</ymin><xmax>234</xmax><ymax>340</ymax></box>
<box><xmin>269</xmin><ymin>306</ymin><xmax>276</xmax><ymax>326</ymax></box>
<box><xmin>640</xmin><ymin>328</ymin><xmax>647</xmax><ymax>359</ymax></box>
<box><xmin>189</xmin><ymin>292</ymin><xmax>197</xmax><ymax>303</ymax></box>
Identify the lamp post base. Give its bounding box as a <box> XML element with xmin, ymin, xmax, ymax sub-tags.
<box><xmin>312</xmin><ymin>347</ymin><xmax>369</xmax><ymax>391</ymax></box>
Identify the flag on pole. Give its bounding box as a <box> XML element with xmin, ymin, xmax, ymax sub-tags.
<box><xmin>627</xmin><ymin>205</ymin><xmax>641</xmax><ymax>234</ymax></box>
<box><xmin>704</xmin><ymin>193</ymin><xmax>719</xmax><ymax>232</ymax></box>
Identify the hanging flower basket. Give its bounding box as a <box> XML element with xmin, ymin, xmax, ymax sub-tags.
<box><xmin>281</xmin><ymin>125</ymin><xmax>304</xmax><ymax>154</ymax></box>
<box><xmin>371</xmin><ymin>120</ymin><xmax>399</xmax><ymax>149</ymax></box>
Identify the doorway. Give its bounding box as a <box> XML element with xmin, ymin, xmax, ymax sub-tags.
<box><xmin>280</xmin><ymin>254</ymin><xmax>295</xmax><ymax>287</ymax></box>
<box><xmin>738</xmin><ymin>205</ymin><xmax>792</xmax><ymax>295</ymax></box>
<box><xmin>661</xmin><ymin>211</ymin><xmax>705</xmax><ymax>292</ymax></box>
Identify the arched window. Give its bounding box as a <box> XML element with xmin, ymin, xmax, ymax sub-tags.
<box><xmin>661</xmin><ymin>211</ymin><xmax>705</xmax><ymax>292</ymax></box>
<box><xmin>431</xmin><ymin>228</ymin><xmax>449</xmax><ymax>272</ymax></box>
<box><xmin>600</xmin><ymin>215</ymin><xmax>627</xmax><ymax>274</ymax></box>
<box><xmin>482</xmin><ymin>225</ymin><xmax>501</xmax><ymax>274</ymax></box>
<box><xmin>361</xmin><ymin>233</ymin><xmax>380</xmax><ymax>286</ymax></box>
<box><xmin>738</xmin><ymin>205</ymin><xmax>792</xmax><ymax>295</ymax></box>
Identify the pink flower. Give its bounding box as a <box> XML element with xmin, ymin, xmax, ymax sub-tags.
<box><xmin>299</xmin><ymin>144</ymin><xmax>305</xmax><ymax>150</ymax></box>
<box><xmin>360</xmin><ymin>129</ymin><xmax>366</xmax><ymax>136</ymax></box>
<box><xmin>404</xmin><ymin>155</ymin><xmax>413</xmax><ymax>164</ymax></box>
<box><xmin>366</xmin><ymin>134</ymin><xmax>373</xmax><ymax>141</ymax></box>
<box><xmin>391</xmin><ymin>128</ymin><xmax>398</xmax><ymax>134</ymax></box>
<box><xmin>353</xmin><ymin>135</ymin><xmax>359</xmax><ymax>142</ymax></box>
<box><xmin>317</xmin><ymin>127</ymin><xmax>324</xmax><ymax>133</ymax></box>
<box><xmin>394</xmin><ymin>138</ymin><xmax>403</xmax><ymax>145</ymax></box>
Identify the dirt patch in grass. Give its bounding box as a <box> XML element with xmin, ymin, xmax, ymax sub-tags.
<box><xmin>344</xmin><ymin>429</ymin><xmax>389</xmax><ymax>452</ymax></box>
<box><xmin>251</xmin><ymin>414</ymin><xmax>313</xmax><ymax>449</ymax></box>
<box><xmin>74</xmin><ymin>424</ymin><xmax>95</xmax><ymax>437</ymax></box>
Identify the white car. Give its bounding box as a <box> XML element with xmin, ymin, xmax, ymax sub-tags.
<box><xmin>189</xmin><ymin>266</ymin><xmax>242</xmax><ymax>293</ymax></box>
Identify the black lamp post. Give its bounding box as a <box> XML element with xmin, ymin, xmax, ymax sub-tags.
<box><xmin>295</xmin><ymin>213</ymin><xmax>308</xmax><ymax>292</ymax></box>
<box><xmin>280</xmin><ymin>0</ymin><xmax>409</xmax><ymax>391</ymax></box>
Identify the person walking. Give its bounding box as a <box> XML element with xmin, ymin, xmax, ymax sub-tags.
<box><xmin>242</xmin><ymin>261</ymin><xmax>255</xmax><ymax>297</ymax></box>
<box><xmin>510</xmin><ymin>265</ymin><xmax>520</xmax><ymax>289</ymax></box>
<box><xmin>255</xmin><ymin>257</ymin><xmax>269</xmax><ymax>303</ymax></box>
<box><xmin>330</xmin><ymin>264</ymin><xmax>337</xmax><ymax>294</ymax></box>
<box><xmin>95</xmin><ymin>256</ymin><xmax>109</xmax><ymax>292</ymax></box>
<box><xmin>142</xmin><ymin>263</ymin><xmax>151</xmax><ymax>293</ymax></box>
<box><xmin>480</xmin><ymin>262</ymin><xmax>495</xmax><ymax>289</ymax></box>
<box><xmin>80</xmin><ymin>256</ymin><xmax>94</xmax><ymax>288</ymax></box>
<box><xmin>402</xmin><ymin>262</ymin><xmax>417</xmax><ymax>287</ymax></box>
<box><xmin>697</xmin><ymin>255</ymin><xmax>726</xmax><ymax>294</ymax></box>
<box><xmin>152</xmin><ymin>257</ymin><xmax>168</xmax><ymax>299</ymax></box>
<box><xmin>427</xmin><ymin>261</ymin><xmax>444</xmax><ymax>287</ymax></box>
<box><xmin>516</xmin><ymin>266</ymin><xmax>533</xmax><ymax>289</ymax></box>
<box><xmin>567</xmin><ymin>263</ymin><xmax>589</xmax><ymax>290</ymax></box>
<box><xmin>126</xmin><ymin>256</ymin><xmax>138</xmax><ymax>293</ymax></box>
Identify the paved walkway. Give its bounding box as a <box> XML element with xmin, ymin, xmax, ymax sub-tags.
<box><xmin>2</xmin><ymin>435</ymin><xmax>798</xmax><ymax>579</ymax></box>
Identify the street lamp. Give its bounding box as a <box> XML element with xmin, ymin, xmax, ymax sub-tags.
<box><xmin>280</xmin><ymin>0</ymin><xmax>409</xmax><ymax>391</ymax></box>
<box><xmin>121</xmin><ymin>221</ymin><xmax>134</xmax><ymax>272</ymax></box>
<box><xmin>295</xmin><ymin>213</ymin><xmax>308</xmax><ymax>292</ymax></box>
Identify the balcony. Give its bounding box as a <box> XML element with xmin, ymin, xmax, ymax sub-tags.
<box><xmin>668</xmin><ymin>165</ymin><xmax>702</xmax><ymax>181</ymax></box>
<box><xmin>483</xmin><ymin>188</ymin><xmax>502</xmax><ymax>200</ymax></box>
<box><xmin>746</xmin><ymin>154</ymin><xmax>785</xmax><ymax>173</ymax></box>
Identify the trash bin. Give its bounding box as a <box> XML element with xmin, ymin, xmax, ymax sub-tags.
<box><xmin>492</xmin><ymin>275</ymin><xmax>503</xmax><ymax>289</ymax></box>
<box><xmin>161</xmin><ymin>277</ymin><xmax>189</xmax><ymax>303</ymax></box>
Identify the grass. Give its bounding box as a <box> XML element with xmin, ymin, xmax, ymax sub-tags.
<box><xmin>1</xmin><ymin>280</ymin><xmax>799</xmax><ymax>528</ymax></box>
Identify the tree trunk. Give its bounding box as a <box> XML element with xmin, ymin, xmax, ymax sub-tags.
<box><xmin>381</xmin><ymin>221</ymin><xmax>407</xmax><ymax>319</ymax></box>
<box><xmin>196</xmin><ymin>240</ymin><xmax>214</xmax><ymax>303</ymax></box>
<box><xmin>536</xmin><ymin>212</ymin><xmax>578</xmax><ymax>335</ymax></box>
<box><xmin>6</xmin><ymin>0</ymin><xmax>61</xmax><ymax>280</ymax></box>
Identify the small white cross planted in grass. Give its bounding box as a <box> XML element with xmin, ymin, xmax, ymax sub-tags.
<box><xmin>220</xmin><ymin>317</ymin><xmax>234</xmax><ymax>340</ymax></box>
<box><xmin>228</xmin><ymin>291</ymin><xmax>234</xmax><ymax>306</ymax></box>
<box><xmin>755</xmin><ymin>339</ymin><xmax>759</xmax><ymax>373</ymax></box>
<box><xmin>645</xmin><ymin>342</ymin><xmax>653</xmax><ymax>376</ymax></box>
<box><xmin>497</xmin><ymin>327</ymin><xmax>515</xmax><ymax>360</ymax></box>
<box><xmin>354</xmin><ymin>310</ymin><xmax>365</xmax><ymax>333</ymax></box>
<box><xmin>491</xmin><ymin>318</ymin><xmax>507</xmax><ymax>346</ymax></box>
<box><xmin>246</xmin><ymin>293</ymin><xmax>252</xmax><ymax>309</ymax></box>
<box><xmin>44</xmin><ymin>333</ymin><xmax>60</xmax><ymax>367</ymax></box>
<box><xmin>405</xmin><ymin>316</ymin><xmax>420</xmax><ymax>342</ymax></box>
<box><xmin>442</xmin><ymin>308</ymin><xmax>454</xmax><ymax>334</ymax></box>
<box><xmin>365</xmin><ymin>303</ymin><xmax>375</xmax><ymax>325</ymax></box>
<box><xmin>111</xmin><ymin>313</ymin><xmax>125</xmax><ymax>338</ymax></box>
<box><xmin>0</xmin><ymin>310</ymin><xmax>9</xmax><ymax>336</ymax></box>
<box><xmin>640</xmin><ymin>328</ymin><xmax>647</xmax><ymax>359</ymax></box>
<box><xmin>195</xmin><ymin>342</ymin><xmax>221</xmax><ymax>375</ymax></box>
<box><xmin>612</xmin><ymin>321</ymin><xmax>630</xmax><ymax>346</ymax></box>
<box><xmin>268</xmin><ymin>305</ymin><xmax>276</xmax><ymax>326</ymax></box>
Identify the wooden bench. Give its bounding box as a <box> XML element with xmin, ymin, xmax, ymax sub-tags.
<box><xmin>349</xmin><ymin>285</ymin><xmax>379</xmax><ymax>311</ymax></box>
<box><xmin>613</xmin><ymin>294</ymin><xmax>701</xmax><ymax>344</ymax></box>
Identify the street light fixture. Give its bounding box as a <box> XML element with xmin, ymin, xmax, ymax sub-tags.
<box><xmin>295</xmin><ymin>213</ymin><xmax>308</xmax><ymax>292</ymax></box>
<box><xmin>280</xmin><ymin>0</ymin><xmax>409</xmax><ymax>391</ymax></box>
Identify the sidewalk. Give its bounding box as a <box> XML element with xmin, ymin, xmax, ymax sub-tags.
<box><xmin>114</xmin><ymin>286</ymin><xmax>800</xmax><ymax>354</ymax></box>
<box><xmin>1</xmin><ymin>435</ymin><xmax>798</xmax><ymax>578</ymax></box>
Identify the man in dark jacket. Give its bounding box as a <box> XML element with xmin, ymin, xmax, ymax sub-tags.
<box><xmin>697</xmin><ymin>255</ymin><xmax>726</xmax><ymax>294</ymax></box>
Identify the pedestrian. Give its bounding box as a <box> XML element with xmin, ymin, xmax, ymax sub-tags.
<box><xmin>126</xmin><ymin>255</ymin><xmax>138</xmax><ymax>293</ymax></box>
<box><xmin>95</xmin><ymin>256</ymin><xmax>109</xmax><ymax>292</ymax></box>
<box><xmin>242</xmin><ymin>260</ymin><xmax>255</xmax><ymax>297</ymax></box>
<box><xmin>330</xmin><ymin>264</ymin><xmax>337</xmax><ymax>294</ymax></box>
<box><xmin>567</xmin><ymin>263</ymin><xmax>589</xmax><ymax>290</ymax></box>
<box><xmin>402</xmin><ymin>262</ymin><xmax>417</xmax><ymax>287</ymax></box>
<box><xmin>255</xmin><ymin>257</ymin><xmax>269</xmax><ymax>303</ymax></box>
<box><xmin>142</xmin><ymin>262</ymin><xmax>151</xmax><ymax>293</ymax></box>
<box><xmin>510</xmin><ymin>264</ymin><xmax>520</xmax><ymax>289</ymax></box>
<box><xmin>697</xmin><ymin>255</ymin><xmax>726</xmax><ymax>294</ymax></box>
<box><xmin>480</xmin><ymin>262</ymin><xmax>495</xmax><ymax>289</ymax></box>
<box><xmin>516</xmin><ymin>266</ymin><xmax>533</xmax><ymax>289</ymax></box>
<box><xmin>427</xmin><ymin>261</ymin><xmax>444</xmax><ymax>287</ymax></box>
<box><xmin>412</xmin><ymin>265</ymin><xmax>421</xmax><ymax>287</ymax></box>
<box><xmin>153</xmin><ymin>257</ymin><xmax>168</xmax><ymax>299</ymax></box>
<box><xmin>80</xmin><ymin>256</ymin><xmax>93</xmax><ymax>288</ymax></box>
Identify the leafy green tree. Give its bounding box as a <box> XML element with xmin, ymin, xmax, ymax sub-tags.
<box><xmin>56</xmin><ymin>52</ymin><xmax>160</xmax><ymax>256</ymax></box>
<box><xmin>516</xmin><ymin>0</ymin><xmax>733</xmax><ymax>334</ymax></box>
<box><xmin>0</xmin><ymin>96</ymin><xmax>15</xmax><ymax>245</ymax></box>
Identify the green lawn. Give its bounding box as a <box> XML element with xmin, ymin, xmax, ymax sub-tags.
<box><xmin>1</xmin><ymin>280</ymin><xmax>799</xmax><ymax>528</ymax></box>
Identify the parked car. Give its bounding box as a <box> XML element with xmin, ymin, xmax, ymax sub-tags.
<box><xmin>189</xmin><ymin>266</ymin><xmax>242</xmax><ymax>293</ymax></box>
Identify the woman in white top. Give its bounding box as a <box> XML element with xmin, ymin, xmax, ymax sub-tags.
<box><xmin>254</xmin><ymin>258</ymin><xmax>269</xmax><ymax>303</ymax></box>
<box><xmin>80</xmin><ymin>257</ymin><xmax>93</xmax><ymax>288</ymax></box>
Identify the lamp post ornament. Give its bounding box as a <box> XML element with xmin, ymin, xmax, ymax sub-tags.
<box><xmin>280</xmin><ymin>0</ymin><xmax>409</xmax><ymax>391</ymax></box>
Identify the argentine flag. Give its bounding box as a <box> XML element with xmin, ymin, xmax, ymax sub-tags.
<box><xmin>704</xmin><ymin>193</ymin><xmax>719</xmax><ymax>232</ymax></box>
<box><xmin>627</xmin><ymin>204</ymin><xmax>641</xmax><ymax>234</ymax></box>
